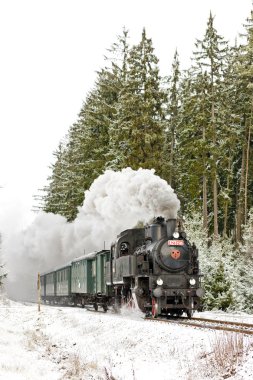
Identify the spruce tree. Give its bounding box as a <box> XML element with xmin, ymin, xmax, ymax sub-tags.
<box><xmin>42</xmin><ymin>141</ymin><xmax>70</xmax><ymax>218</ymax></box>
<box><xmin>109</xmin><ymin>29</ymin><xmax>166</xmax><ymax>174</ymax></box>
<box><xmin>175</xmin><ymin>69</ymin><xmax>211</xmax><ymax>218</ymax></box>
<box><xmin>204</xmin><ymin>261</ymin><xmax>234</xmax><ymax>311</ymax></box>
<box><xmin>195</xmin><ymin>13</ymin><xmax>229</xmax><ymax>238</ymax></box>
<box><xmin>41</xmin><ymin>33</ymin><xmax>127</xmax><ymax>220</ymax></box>
<box><xmin>177</xmin><ymin>13</ymin><xmax>229</xmax><ymax>236</ymax></box>
<box><xmin>232</xmin><ymin>210</ymin><xmax>253</xmax><ymax>311</ymax></box>
<box><xmin>163</xmin><ymin>49</ymin><xmax>180</xmax><ymax>188</ymax></box>
<box><xmin>219</xmin><ymin>44</ymin><xmax>245</xmax><ymax>238</ymax></box>
<box><xmin>233</xmin><ymin>12</ymin><xmax>253</xmax><ymax>242</ymax></box>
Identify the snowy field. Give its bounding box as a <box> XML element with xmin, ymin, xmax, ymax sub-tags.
<box><xmin>0</xmin><ymin>296</ymin><xmax>253</xmax><ymax>380</ymax></box>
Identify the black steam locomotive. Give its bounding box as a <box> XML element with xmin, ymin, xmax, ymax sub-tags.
<box><xmin>40</xmin><ymin>217</ymin><xmax>203</xmax><ymax>318</ymax></box>
<box><xmin>111</xmin><ymin>217</ymin><xmax>203</xmax><ymax>318</ymax></box>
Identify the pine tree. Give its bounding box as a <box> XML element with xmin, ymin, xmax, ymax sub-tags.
<box><xmin>42</xmin><ymin>141</ymin><xmax>70</xmax><ymax>218</ymax></box>
<box><xmin>218</xmin><ymin>44</ymin><xmax>245</xmax><ymax>238</ymax></box>
<box><xmin>175</xmin><ymin>69</ymin><xmax>211</xmax><ymax>217</ymax></box>
<box><xmin>177</xmin><ymin>13</ymin><xmax>229</xmax><ymax>236</ymax></box>
<box><xmin>109</xmin><ymin>29</ymin><xmax>166</xmax><ymax>174</ymax></box>
<box><xmin>163</xmin><ymin>49</ymin><xmax>180</xmax><ymax>188</ymax></box>
<box><xmin>45</xmin><ymin>70</ymin><xmax>119</xmax><ymax>221</ymax></box>
<box><xmin>204</xmin><ymin>261</ymin><xmax>234</xmax><ymax>311</ymax></box>
<box><xmin>242</xmin><ymin>207</ymin><xmax>253</xmax><ymax>257</ymax></box>
<box><xmin>41</xmin><ymin>32</ymin><xmax>127</xmax><ymax>220</ymax></box>
<box><xmin>194</xmin><ymin>13</ymin><xmax>229</xmax><ymax>237</ymax></box>
<box><xmin>184</xmin><ymin>212</ymin><xmax>235</xmax><ymax>311</ymax></box>
<box><xmin>234</xmin><ymin>12</ymin><xmax>253</xmax><ymax>242</ymax></box>
<box><xmin>232</xmin><ymin>209</ymin><xmax>253</xmax><ymax>312</ymax></box>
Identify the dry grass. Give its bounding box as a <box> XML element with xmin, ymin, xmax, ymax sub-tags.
<box><xmin>0</xmin><ymin>362</ymin><xmax>25</xmax><ymax>374</ymax></box>
<box><xmin>61</xmin><ymin>354</ymin><xmax>104</xmax><ymax>379</ymax></box>
<box><xmin>212</xmin><ymin>333</ymin><xmax>246</xmax><ymax>378</ymax></box>
<box><xmin>63</xmin><ymin>353</ymin><xmax>84</xmax><ymax>378</ymax></box>
<box><xmin>25</xmin><ymin>330</ymin><xmax>45</xmax><ymax>351</ymax></box>
<box><xmin>208</xmin><ymin>332</ymin><xmax>250</xmax><ymax>378</ymax></box>
<box><xmin>104</xmin><ymin>367</ymin><xmax>117</xmax><ymax>380</ymax></box>
<box><xmin>184</xmin><ymin>332</ymin><xmax>252</xmax><ymax>380</ymax></box>
<box><xmin>25</xmin><ymin>328</ymin><xmax>110</xmax><ymax>380</ymax></box>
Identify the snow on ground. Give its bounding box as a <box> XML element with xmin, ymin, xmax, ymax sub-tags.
<box><xmin>0</xmin><ymin>295</ymin><xmax>253</xmax><ymax>380</ymax></box>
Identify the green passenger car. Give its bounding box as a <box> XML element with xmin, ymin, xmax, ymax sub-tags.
<box><xmin>45</xmin><ymin>271</ymin><xmax>55</xmax><ymax>296</ymax></box>
<box><xmin>96</xmin><ymin>250</ymin><xmax>110</xmax><ymax>294</ymax></box>
<box><xmin>55</xmin><ymin>264</ymin><xmax>71</xmax><ymax>297</ymax></box>
<box><xmin>41</xmin><ymin>249</ymin><xmax>112</xmax><ymax>309</ymax></box>
<box><xmin>71</xmin><ymin>252</ymin><xmax>97</xmax><ymax>295</ymax></box>
<box><xmin>40</xmin><ymin>273</ymin><xmax>46</xmax><ymax>298</ymax></box>
<box><xmin>71</xmin><ymin>250</ymin><xmax>110</xmax><ymax>296</ymax></box>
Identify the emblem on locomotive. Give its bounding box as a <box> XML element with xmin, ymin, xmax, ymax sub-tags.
<box><xmin>171</xmin><ymin>249</ymin><xmax>181</xmax><ymax>260</ymax></box>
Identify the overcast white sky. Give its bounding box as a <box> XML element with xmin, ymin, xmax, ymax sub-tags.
<box><xmin>0</xmin><ymin>0</ymin><xmax>252</xmax><ymax>233</ymax></box>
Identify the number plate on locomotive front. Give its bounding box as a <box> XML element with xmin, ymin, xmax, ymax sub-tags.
<box><xmin>168</xmin><ymin>240</ymin><xmax>184</xmax><ymax>246</ymax></box>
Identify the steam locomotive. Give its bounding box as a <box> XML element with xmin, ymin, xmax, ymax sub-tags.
<box><xmin>40</xmin><ymin>217</ymin><xmax>204</xmax><ymax>318</ymax></box>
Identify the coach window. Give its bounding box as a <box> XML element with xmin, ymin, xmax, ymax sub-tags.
<box><xmin>92</xmin><ymin>261</ymin><xmax>96</xmax><ymax>277</ymax></box>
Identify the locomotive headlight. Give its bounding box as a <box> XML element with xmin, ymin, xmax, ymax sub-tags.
<box><xmin>156</xmin><ymin>278</ymin><xmax>163</xmax><ymax>286</ymax></box>
<box><xmin>173</xmin><ymin>232</ymin><xmax>180</xmax><ymax>238</ymax></box>
<box><xmin>189</xmin><ymin>278</ymin><xmax>196</xmax><ymax>286</ymax></box>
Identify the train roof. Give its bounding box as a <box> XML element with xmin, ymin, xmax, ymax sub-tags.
<box><xmin>54</xmin><ymin>262</ymin><xmax>72</xmax><ymax>272</ymax></box>
<box><xmin>40</xmin><ymin>249</ymin><xmax>110</xmax><ymax>275</ymax></box>
<box><xmin>71</xmin><ymin>251</ymin><xmax>97</xmax><ymax>262</ymax></box>
<box><xmin>40</xmin><ymin>261</ymin><xmax>72</xmax><ymax>276</ymax></box>
<box><xmin>71</xmin><ymin>249</ymin><xmax>110</xmax><ymax>263</ymax></box>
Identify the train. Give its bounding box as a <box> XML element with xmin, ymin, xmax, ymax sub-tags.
<box><xmin>40</xmin><ymin>216</ymin><xmax>204</xmax><ymax>318</ymax></box>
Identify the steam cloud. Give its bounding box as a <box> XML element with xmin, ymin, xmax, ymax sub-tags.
<box><xmin>3</xmin><ymin>168</ymin><xmax>180</xmax><ymax>300</ymax></box>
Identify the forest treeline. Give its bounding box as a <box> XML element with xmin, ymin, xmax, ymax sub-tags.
<box><xmin>37</xmin><ymin>12</ymin><xmax>253</xmax><ymax>311</ymax></box>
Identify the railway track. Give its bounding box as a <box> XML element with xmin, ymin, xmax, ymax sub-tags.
<box><xmin>145</xmin><ymin>316</ymin><xmax>253</xmax><ymax>335</ymax></box>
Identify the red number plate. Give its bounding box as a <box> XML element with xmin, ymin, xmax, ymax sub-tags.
<box><xmin>168</xmin><ymin>240</ymin><xmax>184</xmax><ymax>246</ymax></box>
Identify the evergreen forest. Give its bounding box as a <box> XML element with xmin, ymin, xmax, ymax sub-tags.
<box><xmin>37</xmin><ymin>12</ymin><xmax>253</xmax><ymax>312</ymax></box>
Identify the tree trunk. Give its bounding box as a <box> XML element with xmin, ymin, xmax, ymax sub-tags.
<box><xmin>202</xmin><ymin>125</ymin><xmax>208</xmax><ymax>231</ymax></box>
<box><xmin>169</xmin><ymin>126</ymin><xmax>175</xmax><ymax>187</ymax></box>
<box><xmin>223</xmin><ymin>156</ymin><xmax>231</xmax><ymax>238</ymax></box>
<box><xmin>213</xmin><ymin>175</ymin><xmax>219</xmax><ymax>238</ymax></box>
<box><xmin>211</xmin><ymin>90</ymin><xmax>219</xmax><ymax>239</ymax></box>
<box><xmin>203</xmin><ymin>174</ymin><xmax>208</xmax><ymax>231</ymax></box>
<box><xmin>244</xmin><ymin>121</ymin><xmax>251</xmax><ymax>225</ymax></box>
<box><xmin>235</xmin><ymin>131</ymin><xmax>246</xmax><ymax>243</ymax></box>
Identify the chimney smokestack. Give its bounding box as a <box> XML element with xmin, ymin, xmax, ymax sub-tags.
<box><xmin>166</xmin><ymin>219</ymin><xmax>177</xmax><ymax>238</ymax></box>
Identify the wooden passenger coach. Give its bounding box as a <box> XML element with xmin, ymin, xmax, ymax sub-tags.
<box><xmin>40</xmin><ymin>250</ymin><xmax>111</xmax><ymax>309</ymax></box>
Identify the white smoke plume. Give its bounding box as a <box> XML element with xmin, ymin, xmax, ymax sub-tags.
<box><xmin>3</xmin><ymin>168</ymin><xmax>180</xmax><ymax>300</ymax></box>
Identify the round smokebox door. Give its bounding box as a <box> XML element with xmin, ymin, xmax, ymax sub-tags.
<box><xmin>159</xmin><ymin>241</ymin><xmax>189</xmax><ymax>270</ymax></box>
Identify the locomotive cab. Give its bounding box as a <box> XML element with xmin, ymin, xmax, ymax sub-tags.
<box><xmin>109</xmin><ymin>228</ymin><xmax>145</xmax><ymax>283</ymax></box>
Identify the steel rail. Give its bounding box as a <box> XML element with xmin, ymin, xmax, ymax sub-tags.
<box><xmin>191</xmin><ymin>317</ymin><xmax>253</xmax><ymax>328</ymax></box>
<box><xmin>145</xmin><ymin>316</ymin><xmax>253</xmax><ymax>335</ymax></box>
